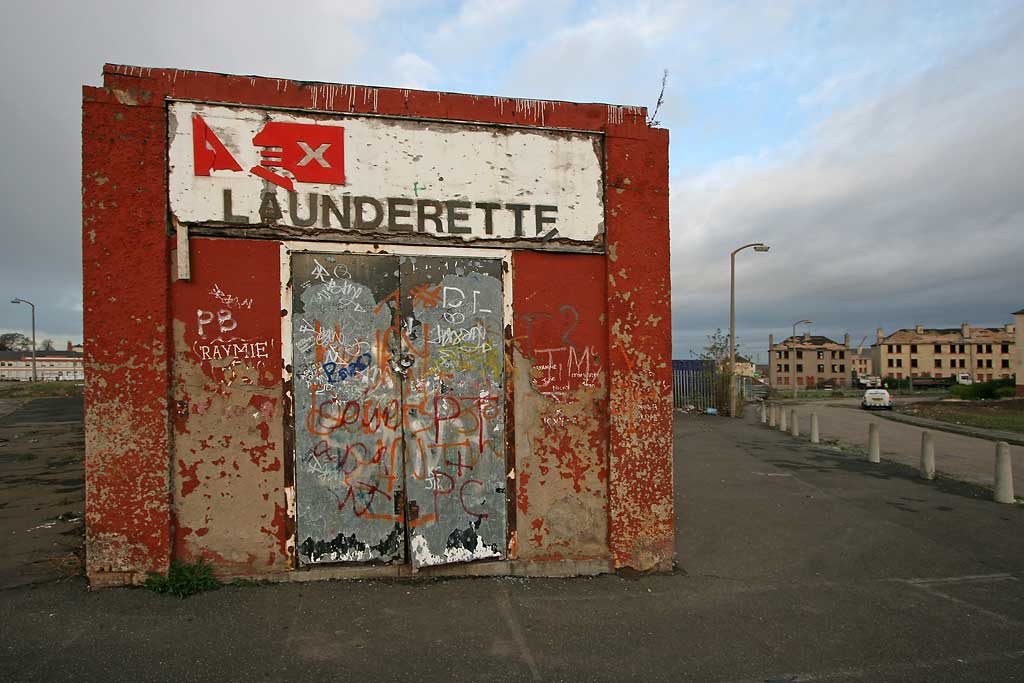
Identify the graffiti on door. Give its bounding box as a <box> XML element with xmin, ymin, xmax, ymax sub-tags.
<box><xmin>399</xmin><ymin>256</ymin><xmax>506</xmax><ymax>568</ymax></box>
<box><xmin>291</xmin><ymin>252</ymin><xmax>506</xmax><ymax>568</ymax></box>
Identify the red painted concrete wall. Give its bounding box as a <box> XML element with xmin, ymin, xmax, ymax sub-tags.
<box><xmin>82</xmin><ymin>64</ymin><xmax>672</xmax><ymax>584</ymax></box>
<box><xmin>512</xmin><ymin>252</ymin><xmax>610</xmax><ymax>561</ymax></box>
<box><xmin>606</xmin><ymin>129</ymin><xmax>674</xmax><ymax>571</ymax></box>
<box><xmin>82</xmin><ymin>87</ymin><xmax>172</xmax><ymax>586</ymax></box>
<box><xmin>170</xmin><ymin>237</ymin><xmax>290</xmax><ymax>573</ymax></box>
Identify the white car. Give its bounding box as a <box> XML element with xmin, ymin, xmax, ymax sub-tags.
<box><xmin>861</xmin><ymin>389</ymin><xmax>893</xmax><ymax>410</ymax></box>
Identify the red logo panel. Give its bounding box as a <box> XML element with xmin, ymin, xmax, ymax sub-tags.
<box><xmin>192</xmin><ymin>115</ymin><xmax>242</xmax><ymax>175</ymax></box>
<box><xmin>191</xmin><ymin>115</ymin><xmax>346</xmax><ymax>191</ymax></box>
<box><xmin>251</xmin><ymin>122</ymin><xmax>345</xmax><ymax>191</ymax></box>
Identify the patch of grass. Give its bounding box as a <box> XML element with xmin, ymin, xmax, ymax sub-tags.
<box><xmin>931</xmin><ymin>413</ymin><xmax>1024</xmax><ymax>434</ymax></box>
<box><xmin>948</xmin><ymin>377</ymin><xmax>1015</xmax><ymax>400</ymax></box>
<box><xmin>766</xmin><ymin>389</ymin><xmax>847</xmax><ymax>400</ymax></box>
<box><xmin>144</xmin><ymin>560</ymin><xmax>221</xmax><ymax>598</ymax></box>
<box><xmin>0</xmin><ymin>381</ymin><xmax>83</xmax><ymax>399</ymax></box>
<box><xmin>896</xmin><ymin>398</ymin><xmax>1024</xmax><ymax>434</ymax></box>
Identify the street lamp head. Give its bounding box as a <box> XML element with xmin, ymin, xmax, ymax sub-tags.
<box><xmin>11</xmin><ymin>298</ymin><xmax>21</xmax><ymax>304</ymax></box>
<box><xmin>753</xmin><ymin>244</ymin><xmax>770</xmax><ymax>252</ymax></box>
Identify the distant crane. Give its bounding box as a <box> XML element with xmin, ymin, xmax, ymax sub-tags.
<box><xmin>851</xmin><ymin>335</ymin><xmax>870</xmax><ymax>388</ymax></box>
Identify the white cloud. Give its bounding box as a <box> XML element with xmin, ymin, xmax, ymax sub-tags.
<box><xmin>670</xmin><ymin>15</ymin><xmax>1024</xmax><ymax>356</ymax></box>
<box><xmin>389</xmin><ymin>52</ymin><xmax>439</xmax><ymax>90</ymax></box>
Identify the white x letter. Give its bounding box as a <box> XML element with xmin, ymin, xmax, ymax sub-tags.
<box><xmin>296</xmin><ymin>142</ymin><xmax>331</xmax><ymax>167</ymax></box>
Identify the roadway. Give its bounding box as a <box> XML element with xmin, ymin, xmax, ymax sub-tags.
<box><xmin>760</xmin><ymin>397</ymin><xmax>1024</xmax><ymax>493</ymax></box>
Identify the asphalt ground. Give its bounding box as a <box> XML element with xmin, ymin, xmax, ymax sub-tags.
<box><xmin>2</xmin><ymin>401</ymin><xmax>1024</xmax><ymax>681</ymax></box>
<box><xmin>0</xmin><ymin>396</ymin><xmax>84</xmax><ymax>589</ymax></box>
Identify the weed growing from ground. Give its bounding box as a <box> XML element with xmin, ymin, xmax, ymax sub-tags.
<box><xmin>143</xmin><ymin>560</ymin><xmax>221</xmax><ymax>598</ymax></box>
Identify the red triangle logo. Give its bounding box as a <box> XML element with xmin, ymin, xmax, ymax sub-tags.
<box><xmin>192</xmin><ymin>114</ymin><xmax>242</xmax><ymax>176</ymax></box>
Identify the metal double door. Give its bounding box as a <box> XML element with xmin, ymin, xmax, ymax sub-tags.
<box><xmin>291</xmin><ymin>252</ymin><xmax>506</xmax><ymax>569</ymax></box>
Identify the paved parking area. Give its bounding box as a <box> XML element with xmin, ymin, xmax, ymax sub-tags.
<box><xmin>0</xmin><ymin>397</ymin><xmax>84</xmax><ymax>589</ymax></box>
<box><xmin>1</xmin><ymin>403</ymin><xmax>1023</xmax><ymax>681</ymax></box>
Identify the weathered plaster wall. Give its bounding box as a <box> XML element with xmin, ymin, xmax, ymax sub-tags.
<box><xmin>512</xmin><ymin>252</ymin><xmax>609</xmax><ymax>561</ymax></box>
<box><xmin>170</xmin><ymin>238</ymin><xmax>290</xmax><ymax>574</ymax></box>
<box><xmin>605</xmin><ymin>129</ymin><xmax>674</xmax><ymax>571</ymax></box>
<box><xmin>83</xmin><ymin>63</ymin><xmax>673</xmax><ymax>583</ymax></box>
<box><xmin>82</xmin><ymin>85</ymin><xmax>171</xmax><ymax>587</ymax></box>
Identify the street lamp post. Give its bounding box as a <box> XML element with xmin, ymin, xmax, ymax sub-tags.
<box><xmin>729</xmin><ymin>242</ymin><xmax>770</xmax><ymax>418</ymax></box>
<box><xmin>791</xmin><ymin>319</ymin><xmax>812</xmax><ymax>399</ymax></box>
<box><xmin>10</xmin><ymin>298</ymin><xmax>37</xmax><ymax>382</ymax></box>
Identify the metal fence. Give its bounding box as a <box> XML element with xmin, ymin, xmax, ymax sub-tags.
<box><xmin>672</xmin><ymin>360</ymin><xmax>717</xmax><ymax>410</ymax></box>
<box><xmin>672</xmin><ymin>360</ymin><xmax>760</xmax><ymax>411</ymax></box>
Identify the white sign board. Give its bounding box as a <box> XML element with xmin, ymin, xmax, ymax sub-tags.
<box><xmin>168</xmin><ymin>102</ymin><xmax>605</xmax><ymax>250</ymax></box>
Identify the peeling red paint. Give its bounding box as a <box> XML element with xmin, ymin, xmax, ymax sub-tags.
<box><xmin>83</xmin><ymin>87</ymin><xmax>173</xmax><ymax>582</ymax></box>
<box><xmin>178</xmin><ymin>460</ymin><xmax>201</xmax><ymax>498</ymax></box>
<box><xmin>517</xmin><ymin>472</ymin><xmax>531</xmax><ymax>514</ymax></box>
<box><xmin>530</xmin><ymin>553</ymin><xmax>568</xmax><ymax>562</ymax></box>
<box><xmin>512</xmin><ymin>252</ymin><xmax>612</xmax><ymax>562</ymax></box>
<box><xmin>605</xmin><ymin>128</ymin><xmax>674</xmax><ymax>572</ymax></box>
<box><xmin>84</xmin><ymin>64</ymin><xmax>671</xmax><ymax>584</ymax></box>
<box><xmin>168</xmin><ymin>237</ymin><xmax>289</xmax><ymax>576</ymax></box>
<box><xmin>269</xmin><ymin>503</ymin><xmax>290</xmax><ymax>558</ymax></box>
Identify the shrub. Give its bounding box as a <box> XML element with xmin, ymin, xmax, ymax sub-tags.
<box><xmin>949</xmin><ymin>384</ymin><xmax>974</xmax><ymax>399</ymax></box>
<box><xmin>144</xmin><ymin>560</ymin><xmax>221</xmax><ymax>598</ymax></box>
<box><xmin>950</xmin><ymin>378</ymin><xmax>1015</xmax><ymax>401</ymax></box>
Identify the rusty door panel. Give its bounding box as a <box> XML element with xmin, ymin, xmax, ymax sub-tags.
<box><xmin>291</xmin><ymin>253</ymin><xmax>405</xmax><ymax>565</ymax></box>
<box><xmin>398</xmin><ymin>256</ymin><xmax>507</xmax><ymax>568</ymax></box>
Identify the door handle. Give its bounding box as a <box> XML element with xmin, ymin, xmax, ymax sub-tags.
<box><xmin>389</xmin><ymin>353</ymin><xmax>416</xmax><ymax>377</ymax></box>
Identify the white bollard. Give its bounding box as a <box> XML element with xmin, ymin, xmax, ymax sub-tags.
<box><xmin>920</xmin><ymin>431</ymin><xmax>935</xmax><ymax>480</ymax></box>
<box><xmin>810</xmin><ymin>413</ymin><xmax>819</xmax><ymax>444</ymax></box>
<box><xmin>760</xmin><ymin>402</ymin><xmax>767</xmax><ymax>424</ymax></box>
<box><xmin>790</xmin><ymin>409</ymin><xmax>799</xmax><ymax>437</ymax></box>
<box><xmin>779</xmin><ymin>406</ymin><xmax>788</xmax><ymax>432</ymax></box>
<box><xmin>868</xmin><ymin>423</ymin><xmax>880</xmax><ymax>463</ymax></box>
<box><xmin>994</xmin><ymin>441</ymin><xmax>1015</xmax><ymax>504</ymax></box>
<box><xmin>768</xmin><ymin>403</ymin><xmax>777</xmax><ymax>428</ymax></box>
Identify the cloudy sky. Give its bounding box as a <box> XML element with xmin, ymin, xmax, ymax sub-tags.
<box><xmin>1</xmin><ymin>1</ymin><xmax>1022</xmax><ymax>363</ymax></box>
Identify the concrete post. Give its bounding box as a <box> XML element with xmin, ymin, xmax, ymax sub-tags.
<box><xmin>994</xmin><ymin>441</ymin><xmax>1015</xmax><ymax>504</ymax></box>
<box><xmin>920</xmin><ymin>431</ymin><xmax>935</xmax><ymax>480</ymax></box>
<box><xmin>760</xmin><ymin>402</ymin><xmax>767</xmax><ymax>424</ymax></box>
<box><xmin>779</xmin><ymin>406</ymin><xmax>788</xmax><ymax>432</ymax></box>
<box><xmin>868</xmin><ymin>423</ymin><xmax>880</xmax><ymax>463</ymax></box>
<box><xmin>810</xmin><ymin>413</ymin><xmax>819</xmax><ymax>444</ymax></box>
<box><xmin>768</xmin><ymin>403</ymin><xmax>777</xmax><ymax>428</ymax></box>
<box><xmin>790</xmin><ymin>409</ymin><xmax>799</xmax><ymax>437</ymax></box>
